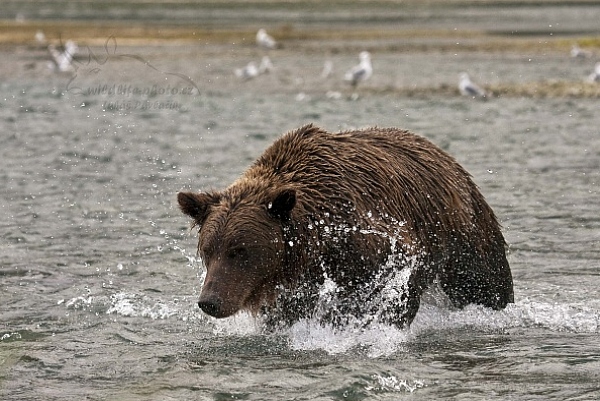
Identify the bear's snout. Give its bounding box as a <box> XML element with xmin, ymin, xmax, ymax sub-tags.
<box><xmin>198</xmin><ymin>296</ymin><xmax>226</xmax><ymax>318</ymax></box>
<box><xmin>198</xmin><ymin>269</ymin><xmax>246</xmax><ymax>318</ymax></box>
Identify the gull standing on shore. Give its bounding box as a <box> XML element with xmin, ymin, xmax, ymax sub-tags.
<box><xmin>458</xmin><ymin>72</ymin><xmax>487</xmax><ymax>99</ymax></box>
<box><xmin>35</xmin><ymin>30</ymin><xmax>46</xmax><ymax>44</ymax></box>
<box><xmin>344</xmin><ymin>51</ymin><xmax>372</xmax><ymax>88</ymax></box>
<box><xmin>256</xmin><ymin>29</ymin><xmax>278</xmax><ymax>50</ymax></box>
<box><xmin>321</xmin><ymin>60</ymin><xmax>333</xmax><ymax>79</ymax></box>
<box><xmin>587</xmin><ymin>62</ymin><xmax>600</xmax><ymax>83</ymax></box>
<box><xmin>571</xmin><ymin>44</ymin><xmax>593</xmax><ymax>59</ymax></box>
<box><xmin>47</xmin><ymin>40</ymin><xmax>78</xmax><ymax>72</ymax></box>
<box><xmin>235</xmin><ymin>61</ymin><xmax>260</xmax><ymax>80</ymax></box>
<box><xmin>258</xmin><ymin>56</ymin><xmax>274</xmax><ymax>74</ymax></box>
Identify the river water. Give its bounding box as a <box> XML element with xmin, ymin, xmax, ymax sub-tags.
<box><xmin>2</xmin><ymin>2</ymin><xmax>600</xmax><ymax>400</ymax></box>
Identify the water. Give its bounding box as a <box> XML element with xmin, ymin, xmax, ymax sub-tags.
<box><xmin>2</xmin><ymin>2</ymin><xmax>600</xmax><ymax>400</ymax></box>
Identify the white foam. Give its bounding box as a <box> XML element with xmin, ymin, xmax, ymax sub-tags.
<box><xmin>210</xmin><ymin>312</ymin><xmax>262</xmax><ymax>336</ymax></box>
<box><xmin>105</xmin><ymin>292</ymin><xmax>179</xmax><ymax>320</ymax></box>
<box><xmin>287</xmin><ymin>319</ymin><xmax>410</xmax><ymax>357</ymax></box>
<box><xmin>1</xmin><ymin>332</ymin><xmax>22</xmax><ymax>341</ymax></box>
<box><xmin>63</xmin><ymin>291</ymin><xmax>200</xmax><ymax>322</ymax></box>
<box><xmin>367</xmin><ymin>374</ymin><xmax>425</xmax><ymax>393</ymax></box>
<box><xmin>283</xmin><ymin>295</ymin><xmax>600</xmax><ymax>357</ymax></box>
<box><xmin>61</xmin><ymin>285</ymin><xmax>600</xmax><ymax>357</ymax></box>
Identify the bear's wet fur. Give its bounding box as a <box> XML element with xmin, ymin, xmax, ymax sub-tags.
<box><xmin>178</xmin><ymin>124</ymin><xmax>513</xmax><ymax>328</ymax></box>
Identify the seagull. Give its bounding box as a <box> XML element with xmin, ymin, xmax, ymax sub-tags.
<box><xmin>235</xmin><ymin>61</ymin><xmax>260</xmax><ymax>80</ymax></box>
<box><xmin>587</xmin><ymin>62</ymin><xmax>600</xmax><ymax>83</ymax></box>
<box><xmin>321</xmin><ymin>60</ymin><xmax>333</xmax><ymax>79</ymax></box>
<box><xmin>35</xmin><ymin>30</ymin><xmax>46</xmax><ymax>44</ymax></box>
<box><xmin>571</xmin><ymin>44</ymin><xmax>593</xmax><ymax>59</ymax></box>
<box><xmin>326</xmin><ymin>90</ymin><xmax>342</xmax><ymax>100</ymax></box>
<box><xmin>47</xmin><ymin>40</ymin><xmax>78</xmax><ymax>72</ymax></box>
<box><xmin>295</xmin><ymin>92</ymin><xmax>310</xmax><ymax>102</ymax></box>
<box><xmin>258</xmin><ymin>56</ymin><xmax>274</xmax><ymax>74</ymax></box>
<box><xmin>256</xmin><ymin>29</ymin><xmax>278</xmax><ymax>50</ymax></box>
<box><xmin>458</xmin><ymin>72</ymin><xmax>487</xmax><ymax>99</ymax></box>
<box><xmin>344</xmin><ymin>51</ymin><xmax>372</xmax><ymax>88</ymax></box>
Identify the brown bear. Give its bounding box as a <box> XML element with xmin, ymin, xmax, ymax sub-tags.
<box><xmin>178</xmin><ymin>124</ymin><xmax>513</xmax><ymax>328</ymax></box>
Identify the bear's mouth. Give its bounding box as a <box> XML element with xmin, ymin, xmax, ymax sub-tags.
<box><xmin>241</xmin><ymin>276</ymin><xmax>281</xmax><ymax>316</ymax></box>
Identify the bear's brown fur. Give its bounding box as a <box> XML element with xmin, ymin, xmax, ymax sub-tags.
<box><xmin>178</xmin><ymin>124</ymin><xmax>513</xmax><ymax>328</ymax></box>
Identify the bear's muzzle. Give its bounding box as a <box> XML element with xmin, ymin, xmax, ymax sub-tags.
<box><xmin>198</xmin><ymin>295</ymin><xmax>230</xmax><ymax>318</ymax></box>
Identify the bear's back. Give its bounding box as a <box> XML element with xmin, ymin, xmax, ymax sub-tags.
<box><xmin>255</xmin><ymin>125</ymin><xmax>475</xmax><ymax>213</ymax></box>
<box><xmin>251</xmin><ymin>124</ymin><xmax>499</xmax><ymax>251</ymax></box>
<box><xmin>257</xmin><ymin>124</ymin><xmax>467</xmax><ymax>185</ymax></box>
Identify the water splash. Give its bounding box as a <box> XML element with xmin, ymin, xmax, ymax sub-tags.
<box><xmin>366</xmin><ymin>374</ymin><xmax>425</xmax><ymax>393</ymax></box>
<box><xmin>283</xmin><ymin>271</ymin><xmax>600</xmax><ymax>357</ymax></box>
<box><xmin>286</xmin><ymin>257</ymin><xmax>416</xmax><ymax>357</ymax></box>
<box><xmin>0</xmin><ymin>332</ymin><xmax>22</xmax><ymax>342</ymax></box>
<box><xmin>59</xmin><ymin>215</ymin><xmax>600</xmax><ymax>357</ymax></box>
<box><xmin>287</xmin><ymin>319</ymin><xmax>410</xmax><ymax>357</ymax></box>
<box><xmin>61</xmin><ymin>291</ymin><xmax>201</xmax><ymax>322</ymax></box>
<box><xmin>105</xmin><ymin>292</ymin><xmax>179</xmax><ymax>320</ymax></box>
<box><xmin>210</xmin><ymin>312</ymin><xmax>262</xmax><ymax>336</ymax></box>
<box><xmin>276</xmin><ymin>213</ymin><xmax>599</xmax><ymax>355</ymax></box>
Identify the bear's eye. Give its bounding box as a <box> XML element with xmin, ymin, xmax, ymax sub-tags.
<box><xmin>226</xmin><ymin>247</ymin><xmax>249</xmax><ymax>261</ymax></box>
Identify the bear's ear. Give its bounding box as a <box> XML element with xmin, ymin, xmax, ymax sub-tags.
<box><xmin>177</xmin><ymin>192</ymin><xmax>219</xmax><ymax>225</ymax></box>
<box><xmin>266</xmin><ymin>188</ymin><xmax>296</xmax><ymax>220</ymax></box>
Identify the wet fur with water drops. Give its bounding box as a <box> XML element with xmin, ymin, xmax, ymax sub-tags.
<box><xmin>178</xmin><ymin>124</ymin><xmax>513</xmax><ymax>328</ymax></box>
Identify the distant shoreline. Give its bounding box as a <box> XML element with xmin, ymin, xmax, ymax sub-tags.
<box><xmin>3</xmin><ymin>0</ymin><xmax>600</xmax><ymax>46</ymax></box>
<box><xmin>2</xmin><ymin>20</ymin><xmax>599</xmax><ymax>52</ymax></box>
<box><xmin>4</xmin><ymin>1</ymin><xmax>599</xmax><ymax>98</ymax></box>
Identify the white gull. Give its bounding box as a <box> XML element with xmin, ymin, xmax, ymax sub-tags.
<box><xmin>258</xmin><ymin>56</ymin><xmax>274</xmax><ymax>74</ymax></box>
<box><xmin>47</xmin><ymin>40</ymin><xmax>78</xmax><ymax>72</ymax></box>
<box><xmin>35</xmin><ymin>30</ymin><xmax>46</xmax><ymax>44</ymax></box>
<box><xmin>321</xmin><ymin>60</ymin><xmax>333</xmax><ymax>79</ymax></box>
<box><xmin>458</xmin><ymin>72</ymin><xmax>487</xmax><ymax>99</ymax></box>
<box><xmin>571</xmin><ymin>44</ymin><xmax>593</xmax><ymax>59</ymax></box>
<box><xmin>587</xmin><ymin>62</ymin><xmax>600</xmax><ymax>83</ymax></box>
<box><xmin>235</xmin><ymin>61</ymin><xmax>260</xmax><ymax>80</ymax></box>
<box><xmin>344</xmin><ymin>51</ymin><xmax>372</xmax><ymax>88</ymax></box>
<box><xmin>256</xmin><ymin>29</ymin><xmax>278</xmax><ymax>50</ymax></box>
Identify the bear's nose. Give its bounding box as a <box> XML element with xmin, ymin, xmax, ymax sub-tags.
<box><xmin>198</xmin><ymin>297</ymin><xmax>222</xmax><ymax>317</ymax></box>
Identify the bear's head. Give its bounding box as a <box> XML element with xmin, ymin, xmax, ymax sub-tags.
<box><xmin>177</xmin><ymin>186</ymin><xmax>297</xmax><ymax>319</ymax></box>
